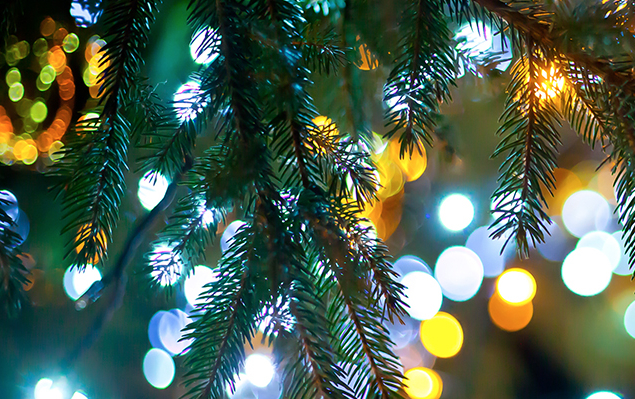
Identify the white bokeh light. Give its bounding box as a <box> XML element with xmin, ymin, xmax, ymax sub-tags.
<box><xmin>393</xmin><ymin>255</ymin><xmax>432</xmax><ymax>279</ymax></box>
<box><xmin>138</xmin><ymin>171</ymin><xmax>169</xmax><ymax>211</ymax></box>
<box><xmin>400</xmin><ymin>271</ymin><xmax>443</xmax><ymax>320</ymax></box>
<box><xmin>63</xmin><ymin>264</ymin><xmax>102</xmax><ymax>301</ymax></box>
<box><xmin>611</xmin><ymin>231</ymin><xmax>632</xmax><ymax>276</ymax></box>
<box><xmin>562</xmin><ymin>190</ymin><xmax>610</xmax><ymax>237</ymax></box>
<box><xmin>71</xmin><ymin>392</ymin><xmax>89</xmax><ymax>399</ymax></box>
<box><xmin>221</xmin><ymin>220</ymin><xmax>247</xmax><ymax>252</ymax></box>
<box><xmin>34</xmin><ymin>378</ymin><xmax>63</xmax><ymax>399</ymax></box>
<box><xmin>156</xmin><ymin>308</ymin><xmax>193</xmax><ymax>356</ymax></box>
<box><xmin>586</xmin><ymin>392</ymin><xmax>622</xmax><ymax>399</ymax></box>
<box><xmin>244</xmin><ymin>354</ymin><xmax>275</xmax><ymax>388</ymax></box>
<box><xmin>0</xmin><ymin>189</ymin><xmax>19</xmax><ymax>222</ymax></box>
<box><xmin>439</xmin><ymin>194</ymin><xmax>474</xmax><ymax>232</ymax></box>
<box><xmin>190</xmin><ymin>27</ymin><xmax>219</xmax><ymax>64</ymax></box>
<box><xmin>150</xmin><ymin>242</ymin><xmax>183</xmax><ymax>286</ymax></box>
<box><xmin>561</xmin><ymin>247</ymin><xmax>612</xmax><ymax>297</ymax></box>
<box><xmin>435</xmin><ymin>246</ymin><xmax>484</xmax><ymax>301</ymax></box>
<box><xmin>577</xmin><ymin>231</ymin><xmax>621</xmax><ymax>271</ymax></box>
<box><xmin>465</xmin><ymin>225</ymin><xmax>513</xmax><ymax>277</ymax></box>
<box><xmin>497</xmin><ymin>269</ymin><xmax>536</xmax><ymax>305</ymax></box>
<box><xmin>184</xmin><ymin>265</ymin><xmax>219</xmax><ymax>306</ymax></box>
<box><xmin>174</xmin><ymin>81</ymin><xmax>206</xmax><ymax>122</ymax></box>
<box><xmin>623</xmin><ymin>300</ymin><xmax>635</xmax><ymax>339</ymax></box>
<box><xmin>143</xmin><ymin>348</ymin><xmax>176</xmax><ymax>389</ymax></box>
<box><xmin>454</xmin><ymin>22</ymin><xmax>512</xmax><ymax>77</ymax></box>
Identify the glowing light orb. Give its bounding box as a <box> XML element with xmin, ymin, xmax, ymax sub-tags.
<box><xmin>394</xmin><ymin>255</ymin><xmax>432</xmax><ymax>278</ymax></box>
<box><xmin>63</xmin><ymin>264</ymin><xmax>102</xmax><ymax>301</ymax></box>
<box><xmin>438</xmin><ymin>194</ymin><xmax>474</xmax><ymax>231</ymax></box>
<box><xmin>623</xmin><ymin>300</ymin><xmax>635</xmax><ymax>339</ymax></box>
<box><xmin>34</xmin><ymin>378</ymin><xmax>63</xmax><ymax>399</ymax></box>
<box><xmin>184</xmin><ymin>265</ymin><xmax>219</xmax><ymax>306</ymax></box>
<box><xmin>454</xmin><ymin>23</ymin><xmax>512</xmax><ymax>75</ymax></box>
<box><xmin>562</xmin><ymin>247</ymin><xmax>612</xmax><ymax>296</ymax></box>
<box><xmin>138</xmin><ymin>171</ymin><xmax>169</xmax><ymax>211</ymax></box>
<box><xmin>62</xmin><ymin>33</ymin><xmax>80</xmax><ymax>53</ymax></box>
<box><xmin>174</xmin><ymin>81</ymin><xmax>206</xmax><ymax>121</ymax></box>
<box><xmin>143</xmin><ymin>348</ymin><xmax>175</xmax><ymax>389</ymax></box>
<box><xmin>385</xmin><ymin>317</ymin><xmax>419</xmax><ymax>349</ymax></box>
<box><xmin>577</xmin><ymin>231</ymin><xmax>621</xmax><ymax>271</ymax></box>
<box><xmin>5</xmin><ymin>68</ymin><xmax>20</xmax><ymax>86</ymax></box>
<box><xmin>488</xmin><ymin>292</ymin><xmax>533</xmax><ymax>332</ymax></box>
<box><xmin>586</xmin><ymin>392</ymin><xmax>622</xmax><ymax>399</ymax></box>
<box><xmin>155</xmin><ymin>308</ymin><xmax>192</xmax><ymax>355</ymax></box>
<box><xmin>562</xmin><ymin>190</ymin><xmax>610</xmax><ymax>237</ymax></box>
<box><xmin>0</xmin><ymin>190</ymin><xmax>20</xmax><ymax>222</ymax></box>
<box><xmin>465</xmin><ymin>225</ymin><xmax>513</xmax><ymax>277</ymax></box>
<box><xmin>9</xmin><ymin>82</ymin><xmax>24</xmax><ymax>102</ymax></box>
<box><xmin>400</xmin><ymin>271</ymin><xmax>443</xmax><ymax>320</ymax></box>
<box><xmin>30</xmin><ymin>101</ymin><xmax>48</xmax><ymax>123</ymax></box>
<box><xmin>71</xmin><ymin>392</ymin><xmax>89</xmax><ymax>399</ymax></box>
<box><xmin>190</xmin><ymin>27</ymin><xmax>219</xmax><ymax>64</ymax></box>
<box><xmin>434</xmin><ymin>246</ymin><xmax>484</xmax><ymax>301</ymax></box>
<box><xmin>420</xmin><ymin>312</ymin><xmax>463</xmax><ymax>358</ymax></box>
<box><xmin>496</xmin><ymin>268</ymin><xmax>536</xmax><ymax>306</ymax></box>
<box><xmin>150</xmin><ymin>243</ymin><xmax>183</xmax><ymax>286</ymax></box>
<box><xmin>611</xmin><ymin>232</ymin><xmax>632</xmax><ymax>276</ymax></box>
<box><xmin>536</xmin><ymin>217</ymin><xmax>573</xmax><ymax>262</ymax></box>
<box><xmin>403</xmin><ymin>367</ymin><xmax>443</xmax><ymax>399</ymax></box>
<box><xmin>244</xmin><ymin>354</ymin><xmax>275</xmax><ymax>388</ymax></box>
<box><xmin>221</xmin><ymin>220</ymin><xmax>247</xmax><ymax>252</ymax></box>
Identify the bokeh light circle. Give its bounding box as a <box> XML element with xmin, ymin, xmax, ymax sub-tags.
<box><xmin>402</xmin><ymin>367</ymin><xmax>443</xmax><ymax>399</ymax></box>
<box><xmin>585</xmin><ymin>392</ymin><xmax>622</xmax><ymax>399</ymax></box>
<box><xmin>561</xmin><ymin>247</ymin><xmax>612</xmax><ymax>296</ymax></box>
<box><xmin>63</xmin><ymin>264</ymin><xmax>102</xmax><ymax>301</ymax></box>
<box><xmin>438</xmin><ymin>194</ymin><xmax>474</xmax><ymax>231</ymax></box>
<box><xmin>393</xmin><ymin>255</ymin><xmax>432</xmax><ymax>278</ymax></box>
<box><xmin>562</xmin><ymin>190</ymin><xmax>610</xmax><ymax>237</ymax></box>
<box><xmin>611</xmin><ymin>231</ymin><xmax>632</xmax><ymax>276</ymax></box>
<box><xmin>184</xmin><ymin>265</ymin><xmax>218</xmax><ymax>306</ymax></box>
<box><xmin>488</xmin><ymin>292</ymin><xmax>533</xmax><ymax>331</ymax></box>
<box><xmin>577</xmin><ymin>231</ymin><xmax>621</xmax><ymax>271</ymax></box>
<box><xmin>157</xmin><ymin>309</ymin><xmax>192</xmax><ymax>356</ymax></box>
<box><xmin>190</xmin><ymin>27</ymin><xmax>219</xmax><ymax>64</ymax></box>
<box><xmin>34</xmin><ymin>378</ymin><xmax>63</xmax><ymax>399</ymax></box>
<box><xmin>434</xmin><ymin>246</ymin><xmax>484</xmax><ymax>301</ymax></box>
<box><xmin>420</xmin><ymin>312</ymin><xmax>463</xmax><ymax>358</ymax></box>
<box><xmin>496</xmin><ymin>268</ymin><xmax>536</xmax><ymax>306</ymax></box>
<box><xmin>465</xmin><ymin>225</ymin><xmax>512</xmax><ymax>277</ymax></box>
<box><xmin>623</xmin><ymin>300</ymin><xmax>635</xmax><ymax>339</ymax></box>
<box><xmin>143</xmin><ymin>348</ymin><xmax>175</xmax><ymax>389</ymax></box>
<box><xmin>138</xmin><ymin>171</ymin><xmax>169</xmax><ymax>211</ymax></box>
<box><xmin>400</xmin><ymin>271</ymin><xmax>443</xmax><ymax>320</ymax></box>
<box><xmin>221</xmin><ymin>220</ymin><xmax>247</xmax><ymax>252</ymax></box>
<box><xmin>244</xmin><ymin>353</ymin><xmax>275</xmax><ymax>388</ymax></box>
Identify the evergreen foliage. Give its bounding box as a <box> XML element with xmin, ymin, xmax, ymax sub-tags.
<box><xmin>2</xmin><ymin>0</ymin><xmax>635</xmax><ymax>397</ymax></box>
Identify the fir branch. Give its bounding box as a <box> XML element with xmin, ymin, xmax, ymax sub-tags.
<box><xmin>490</xmin><ymin>39</ymin><xmax>563</xmax><ymax>257</ymax></box>
<box><xmin>0</xmin><ymin>207</ymin><xmax>28</xmax><ymax>317</ymax></box>
<box><xmin>384</xmin><ymin>0</ymin><xmax>456</xmax><ymax>157</ymax></box>
<box><xmin>53</xmin><ymin>0</ymin><xmax>158</xmax><ymax>268</ymax></box>
<box><xmin>182</xmin><ymin>225</ymin><xmax>262</xmax><ymax>399</ymax></box>
<box><xmin>295</xmin><ymin>24</ymin><xmax>347</xmax><ymax>75</ymax></box>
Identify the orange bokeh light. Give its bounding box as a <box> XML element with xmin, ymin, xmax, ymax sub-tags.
<box><xmin>488</xmin><ymin>291</ymin><xmax>534</xmax><ymax>332</ymax></box>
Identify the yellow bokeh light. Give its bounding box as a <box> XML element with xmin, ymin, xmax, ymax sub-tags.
<box><xmin>30</xmin><ymin>101</ymin><xmax>48</xmax><ymax>123</ymax></box>
<box><xmin>536</xmin><ymin>65</ymin><xmax>565</xmax><ymax>100</ymax></box>
<box><xmin>388</xmin><ymin>139</ymin><xmax>427</xmax><ymax>182</ymax></box>
<box><xmin>5</xmin><ymin>68</ymin><xmax>20</xmax><ymax>86</ymax></box>
<box><xmin>40</xmin><ymin>17</ymin><xmax>56</xmax><ymax>37</ymax></box>
<box><xmin>62</xmin><ymin>33</ymin><xmax>80</xmax><ymax>53</ymax></box>
<box><xmin>544</xmin><ymin>168</ymin><xmax>583</xmax><ymax>216</ymax></box>
<box><xmin>496</xmin><ymin>268</ymin><xmax>536</xmax><ymax>306</ymax></box>
<box><xmin>357</xmin><ymin>43</ymin><xmax>379</xmax><ymax>71</ymax></box>
<box><xmin>488</xmin><ymin>292</ymin><xmax>533</xmax><ymax>332</ymax></box>
<box><xmin>48</xmin><ymin>140</ymin><xmax>64</xmax><ymax>162</ymax></box>
<box><xmin>21</xmin><ymin>144</ymin><xmax>38</xmax><ymax>165</ymax></box>
<box><xmin>376</xmin><ymin>155</ymin><xmax>404</xmax><ymax>200</ymax></box>
<box><xmin>420</xmin><ymin>312</ymin><xmax>464</xmax><ymax>358</ymax></box>
<box><xmin>403</xmin><ymin>368</ymin><xmax>443</xmax><ymax>399</ymax></box>
<box><xmin>8</xmin><ymin>83</ymin><xmax>24</xmax><ymax>102</ymax></box>
<box><xmin>40</xmin><ymin>65</ymin><xmax>57</xmax><ymax>85</ymax></box>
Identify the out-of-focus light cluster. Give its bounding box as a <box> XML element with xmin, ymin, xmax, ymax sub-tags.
<box><xmin>83</xmin><ymin>35</ymin><xmax>108</xmax><ymax>99</ymax></box>
<box><xmin>403</xmin><ymin>367</ymin><xmax>442</xmax><ymax>399</ymax></box>
<box><xmin>488</xmin><ymin>268</ymin><xmax>536</xmax><ymax>331</ymax></box>
<box><xmin>63</xmin><ymin>264</ymin><xmax>102</xmax><ymax>301</ymax></box>
<box><xmin>535</xmin><ymin>65</ymin><xmax>565</xmax><ymax>100</ymax></box>
<box><xmin>173</xmin><ymin>80</ymin><xmax>207</xmax><ymax>122</ymax></box>
<box><xmin>0</xmin><ymin>17</ymin><xmax>81</xmax><ymax>166</ymax></box>
<box><xmin>148</xmin><ymin>308</ymin><xmax>193</xmax><ymax>356</ymax></box>
<box><xmin>190</xmin><ymin>27</ymin><xmax>220</xmax><ymax>65</ymax></box>
<box><xmin>34</xmin><ymin>377</ymin><xmax>90</xmax><ymax>399</ymax></box>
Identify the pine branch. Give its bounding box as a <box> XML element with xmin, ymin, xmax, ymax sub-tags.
<box><xmin>0</xmin><ymin>206</ymin><xmax>28</xmax><ymax>317</ymax></box>
<box><xmin>296</xmin><ymin>24</ymin><xmax>347</xmax><ymax>75</ymax></box>
<box><xmin>182</xmin><ymin>224</ymin><xmax>261</xmax><ymax>399</ymax></box>
<box><xmin>490</xmin><ymin>38</ymin><xmax>563</xmax><ymax>257</ymax></box>
<box><xmin>384</xmin><ymin>0</ymin><xmax>456</xmax><ymax>157</ymax></box>
<box><xmin>52</xmin><ymin>0</ymin><xmax>158</xmax><ymax>268</ymax></box>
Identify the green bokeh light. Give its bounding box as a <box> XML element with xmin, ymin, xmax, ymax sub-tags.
<box><xmin>5</xmin><ymin>68</ymin><xmax>20</xmax><ymax>86</ymax></box>
<box><xmin>62</xmin><ymin>33</ymin><xmax>80</xmax><ymax>53</ymax></box>
<box><xmin>8</xmin><ymin>83</ymin><xmax>24</xmax><ymax>102</ymax></box>
<box><xmin>40</xmin><ymin>65</ymin><xmax>56</xmax><ymax>84</ymax></box>
<box><xmin>30</xmin><ymin>101</ymin><xmax>48</xmax><ymax>123</ymax></box>
<box><xmin>33</xmin><ymin>38</ymin><xmax>48</xmax><ymax>57</ymax></box>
